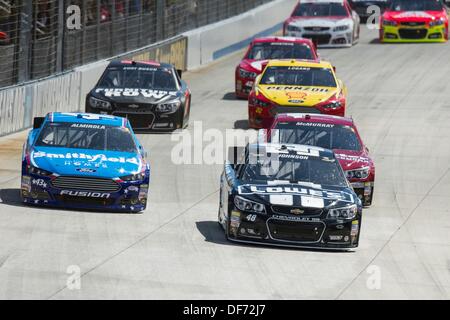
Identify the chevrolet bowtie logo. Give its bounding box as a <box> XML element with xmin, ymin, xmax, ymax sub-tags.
<box><xmin>128</xmin><ymin>104</ymin><xmax>139</xmax><ymax>109</ymax></box>
<box><xmin>290</xmin><ymin>208</ymin><xmax>305</xmax><ymax>215</ymax></box>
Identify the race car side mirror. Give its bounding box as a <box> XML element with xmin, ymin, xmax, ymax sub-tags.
<box><xmin>333</xmin><ymin>66</ymin><xmax>336</xmax><ymax>73</ymax></box>
<box><xmin>176</xmin><ymin>69</ymin><xmax>183</xmax><ymax>79</ymax></box>
<box><xmin>33</xmin><ymin>117</ymin><xmax>45</xmax><ymax>129</ymax></box>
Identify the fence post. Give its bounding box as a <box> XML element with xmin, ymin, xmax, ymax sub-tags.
<box><xmin>17</xmin><ymin>0</ymin><xmax>33</xmax><ymax>82</ymax></box>
<box><xmin>156</xmin><ymin>0</ymin><xmax>165</xmax><ymax>41</ymax></box>
<box><xmin>56</xmin><ymin>0</ymin><xmax>65</xmax><ymax>73</ymax></box>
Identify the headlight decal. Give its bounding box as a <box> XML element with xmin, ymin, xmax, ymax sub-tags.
<box><xmin>346</xmin><ymin>167</ymin><xmax>370</xmax><ymax>180</ymax></box>
<box><xmin>287</xmin><ymin>24</ymin><xmax>302</xmax><ymax>32</ymax></box>
<box><xmin>239</xmin><ymin>68</ymin><xmax>258</xmax><ymax>79</ymax></box>
<box><xmin>327</xmin><ymin>204</ymin><xmax>358</xmax><ymax>219</ymax></box>
<box><xmin>89</xmin><ymin>96</ymin><xmax>112</xmax><ymax>110</ymax></box>
<box><xmin>333</xmin><ymin>25</ymin><xmax>350</xmax><ymax>32</ymax></box>
<box><xmin>234</xmin><ymin>196</ymin><xmax>266</xmax><ymax>214</ymax></box>
<box><xmin>156</xmin><ymin>100</ymin><xmax>181</xmax><ymax>113</ymax></box>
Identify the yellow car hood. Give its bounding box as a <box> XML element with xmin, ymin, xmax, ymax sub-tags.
<box><xmin>257</xmin><ymin>85</ymin><xmax>339</xmax><ymax>106</ymax></box>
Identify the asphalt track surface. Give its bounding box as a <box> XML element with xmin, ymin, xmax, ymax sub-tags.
<box><xmin>1</xmin><ymin>26</ymin><xmax>450</xmax><ymax>300</ymax></box>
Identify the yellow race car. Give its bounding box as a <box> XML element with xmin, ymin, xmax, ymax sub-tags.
<box><xmin>380</xmin><ymin>0</ymin><xmax>449</xmax><ymax>43</ymax></box>
<box><xmin>248</xmin><ymin>59</ymin><xmax>347</xmax><ymax>129</ymax></box>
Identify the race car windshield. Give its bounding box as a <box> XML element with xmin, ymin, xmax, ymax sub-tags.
<box><xmin>260</xmin><ymin>66</ymin><xmax>336</xmax><ymax>87</ymax></box>
<box><xmin>389</xmin><ymin>0</ymin><xmax>443</xmax><ymax>11</ymax></box>
<box><xmin>274</xmin><ymin>123</ymin><xmax>362</xmax><ymax>151</ymax></box>
<box><xmin>246</xmin><ymin>43</ymin><xmax>314</xmax><ymax>60</ymax></box>
<box><xmin>35</xmin><ymin>122</ymin><xmax>138</xmax><ymax>153</ymax></box>
<box><xmin>241</xmin><ymin>153</ymin><xmax>347</xmax><ymax>187</ymax></box>
<box><xmin>293</xmin><ymin>2</ymin><xmax>348</xmax><ymax>17</ymax></box>
<box><xmin>98</xmin><ymin>66</ymin><xmax>178</xmax><ymax>91</ymax></box>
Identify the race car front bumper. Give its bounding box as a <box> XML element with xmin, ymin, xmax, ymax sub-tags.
<box><xmin>226</xmin><ymin>210</ymin><xmax>361</xmax><ymax>249</ymax></box>
<box><xmin>380</xmin><ymin>25</ymin><xmax>448</xmax><ymax>43</ymax></box>
<box><xmin>21</xmin><ymin>174</ymin><xmax>149</xmax><ymax>213</ymax></box>
<box><xmin>285</xmin><ymin>30</ymin><xmax>354</xmax><ymax>48</ymax></box>
<box><xmin>226</xmin><ymin>209</ymin><xmax>361</xmax><ymax>249</ymax></box>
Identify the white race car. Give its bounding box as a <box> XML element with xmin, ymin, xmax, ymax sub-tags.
<box><xmin>283</xmin><ymin>0</ymin><xmax>361</xmax><ymax>48</ymax></box>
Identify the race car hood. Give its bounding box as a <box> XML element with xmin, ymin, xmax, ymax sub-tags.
<box><xmin>288</xmin><ymin>17</ymin><xmax>353</xmax><ymax>29</ymax></box>
<box><xmin>91</xmin><ymin>87</ymin><xmax>180</xmax><ymax>105</ymax></box>
<box><xmin>383</xmin><ymin>10</ymin><xmax>447</xmax><ymax>22</ymax></box>
<box><xmin>239</xmin><ymin>59</ymin><xmax>269</xmax><ymax>73</ymax></box>
<box><xmin>30</xmin><ymin>146</ymin><xmax>143</xmax><ymax>178</ymax></box>
<box><xmin>236</xmin><ymin>183</ymin><xmax>356</xmax><ymax>209</ymax></box>
<box><xmin>257</xmin><ymin>84</ymin><xmax>339</xmax><ymax>106</ymax></box>
<box><xmin>333</xmin><ymin>149</ymin><xmax>372</xmax><ymax>171</ymax></box>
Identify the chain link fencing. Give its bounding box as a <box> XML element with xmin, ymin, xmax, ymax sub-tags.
<box><xmin>0</xmin><ymin>0</ymin><xmax>273</xmax><ymax>89</ymax></box>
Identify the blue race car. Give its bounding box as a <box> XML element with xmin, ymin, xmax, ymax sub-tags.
<box><xmin>21</xmin><ymin>112</ymin><xmax>150</xmax><ymax>213</ymax></box>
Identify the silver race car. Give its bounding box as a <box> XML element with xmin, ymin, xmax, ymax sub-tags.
<box><xmin>283</xmin><ymin>0</ymin><xmax>361</xmax><ymax>48</ymax></box>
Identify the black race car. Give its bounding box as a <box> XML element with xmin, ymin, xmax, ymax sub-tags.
<box><xmin>349</xmin><ymin>0</ymin><xmax>388</xmax><ymax>19</ymax></box>
<box><xmin>86</xmin><ymin>60</ymin><xmax>191</xmax><ymax>131</ymax></box>
<box><xmin>219</xmin><ymin>143</ymin><xmax>363</xmax><ymax>250</ymax></box>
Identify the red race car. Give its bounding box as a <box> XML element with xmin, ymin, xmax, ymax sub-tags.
<box><xmin>235</xmin><ymin>37</ymin><xmax>318</xmax><ymax>99</ymax></box>
<box><xmin>263</xmin><ymin>113</ymin><xmax>375</xmax><ymax>206</ymax></box>
<box><xmin>380</xmin><ymin>0</ymin><xmax>449</xmax><ymax>43</ymax></box>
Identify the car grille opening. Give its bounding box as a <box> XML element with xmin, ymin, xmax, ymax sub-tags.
<box><xmin>113</xmin><ymin>112</ymin><xmax>155</xmax><ymax>130</ymax></box>
<box><xmin>114</xmin><ymin>103</ymin><xmax>156</xmax><ymax>113</ymax></box>
<box><xmin>55</xmin><ymin>195</ymin><xmax>116</xmax><ymax>206</ymax></box>
<box><xmin>398</xmin><ymin>28</ymin><xmax>427</xmax><ymax>39</ymax></box>
<box><xmin>400</xmin><ymin>22</ymin><xmax>426</xmax><ymax>27</ymax></box>
<box><xmin>267</xmin><ymin>219</ymin><xmax>325</xmax><ymax>242</ymax></box>
<box><xmin>303</xmin><ymin>27</ymin><xmax>330</xmax><ymax>32</ymax></box>
<box><xmin>51</xmin><ymin>176</ymin><xmax>120</xmax><ymax>192</ymax></box>
<box><xmin>303</xmin><ymin>34</ymin><xmax>331</xmax><ymax>45</ymax></box>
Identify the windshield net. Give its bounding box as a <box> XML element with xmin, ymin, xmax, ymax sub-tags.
<box><xmin>390</xmin><ymin>0</ymin><xmax>443</xmax><ymax>11</ymax></box>
<box><xmin>260</xmin><ymin>66</ymin><xmax>336</xmax><ymax>87</ymax></box>
<box><xmin>246</xmin><ymin>42</ymin><xmax>314</xmax><ymax>60</ymax></box>
<box><xmin>293</xmin><ymin>3</ymin><xmax>348</xmax><ymax>17</ymax></box>
<box><xmin>275</xmin><ymin>122</ymin><xmax>361</xmax><ymax>151</ymax></box>
<box><xmin>98</xmin><ymin>65</ymin><xmax>178</xmax><ymax>91</ymax></box>
<box><xmin>36</xmin><ymin>122</ymin><xmax>137</xmax><ymax>153</ymax></box>
<box><xmin>242</xmin><ymin>152</ymin><xmax>347</xmax><ymax>187</ymax></box>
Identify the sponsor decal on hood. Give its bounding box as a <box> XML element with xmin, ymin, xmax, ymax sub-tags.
<box><xmin>95</xmin><ymin>88</ymin><xmax>178</xmax><ymax>100</ymax></box>
<box><xmin>30</xmin><ymin>148</ymin><xmax>143</xmax><ymax>178</ymax></box>
<box><xmin>258</xmin><ymin>85</ymin><xmax>337</xmax><ymax>106</ymax></box>
<box><xmin>289</xmin><ymin>18</ymin><xmax>353</xmax><ymax>28</ymax></box>
<box><xmin>32</xmin><ymin>151</ymin><xmax>140</xmax><ymax>165</ymax></box>
<box><xmin>237</xmin><ymin>184</ymin><xmax>354</xmax><ymax>208</ymax></box>
<box><xmin>393</xmin><ymin>11</ymin><xmax>434</xmax><ymax>19</ymax></box>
